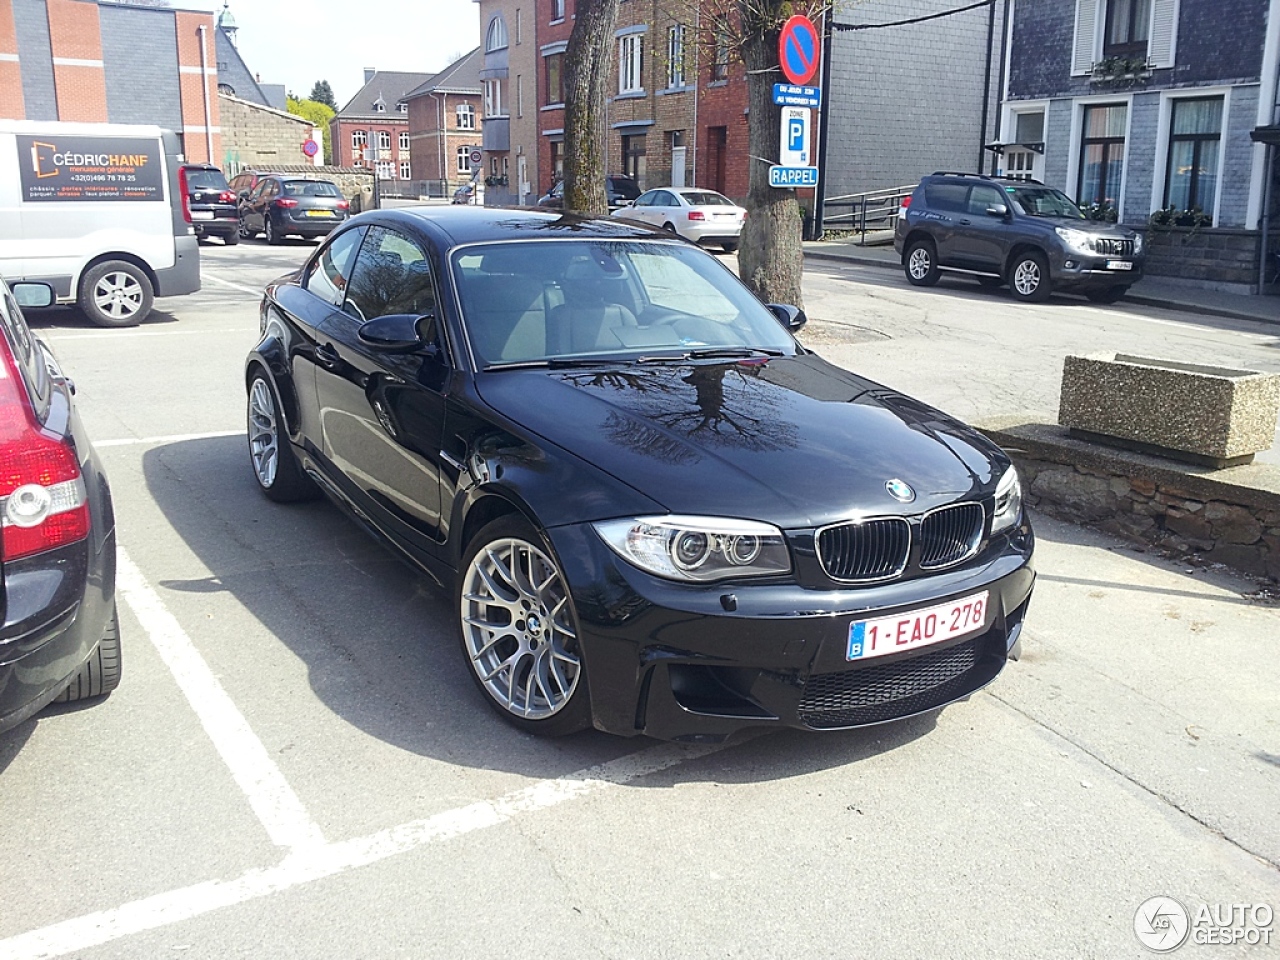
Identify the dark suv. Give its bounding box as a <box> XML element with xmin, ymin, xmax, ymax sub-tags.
<box><xmin>894</xmin><ymin>172</ymin><xmax>1145</xmax><ymax>303</ymax></box>
<box><xmin>180</xmin><ymin>163</ymin><xmax>239</xmax><ymax>245</ymax></box>
<box><xmin>537</xmin><ymin>175</ymin><xmax>642</xmax><ymax>212</ymax></box>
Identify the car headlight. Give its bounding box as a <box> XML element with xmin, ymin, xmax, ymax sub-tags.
<box><xmin>1055</xmin><ymin>227</ymin><xmax>1097</xmax><ymax>255</ymax></box>
<box><xmin>593</xmin><ymin>515</ymin><xmax>792</xmax><ymax>583</ymax></box>
<box><xmin>990</xmin><ymin>466</ymin><xmax>1023</xmax><ymax>535</ymax></box>
<box><xmin>1133</xmin><ymin>232</ymin><xmax>1145</xmax><ymax>254</ymax></box>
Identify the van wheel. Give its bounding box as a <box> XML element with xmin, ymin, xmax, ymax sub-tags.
<box><xmin>79</xmin><ymin>261</ymin><xmax>153</xmax><ymax>327</ymax></box>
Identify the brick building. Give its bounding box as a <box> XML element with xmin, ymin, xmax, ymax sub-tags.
<box><xmin>330</xmin><ymin>69</ymin><xmax>433</xmax><ymax>182</ymax></box>
<box><xmin>533</xmin><ymin>0</ymin><xmax>573</xmax><ymax>200</ymax></box>
<box><xmin>475</xmin><ymin>0</ymin><xmax>537</xmax><ymax>205</ymax></box>
<box><xmin>998</xmin><ymin>0</ymin><xmax>1280</xmax><ymax>293</ymax></box>
<box><xmin>403</xmin><ymin>48</ymin><xmax>484</xmax><ymax>196</ymax></box>
<box><xmin>1</xmin><ymin>0</ymin><xmax>222</xmax><ymax>163</ymax></box>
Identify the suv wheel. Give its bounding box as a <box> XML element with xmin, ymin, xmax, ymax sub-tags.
<box><xmin>904</xmin><ymin>240</ymin><xmax>940</xmax><ymax>287</ymax></box>
<box><xmin>1010</xmin><ymin>251</ymin><xmax>1051</xmax><ymax>303</ymax></box>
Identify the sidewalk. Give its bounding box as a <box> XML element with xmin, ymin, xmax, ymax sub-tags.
<box><xmin>803</xmin><ymin>238</ymin><xmax>1279</xmax><ymax>325</ymax></box>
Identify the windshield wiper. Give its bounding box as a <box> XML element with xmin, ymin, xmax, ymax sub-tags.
<box><xmin>685</xmin><ymin>347</ymin><xmax>785</xmax><ymax>360</ymax></box>
<box><xmin>483</xmin><ymin>356</ymin><xmax>635</xmax><ymax>372</ymax></box>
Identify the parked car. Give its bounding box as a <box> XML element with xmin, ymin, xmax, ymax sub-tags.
<box><xmin>612</xmin><ymin>186</ymin><xmax>746</xmax><ymax>252</ymax></box>
<box><xmin>245</xmin><ymin>207</ymin><xmax>1034</xmax><ymax>741</ymax></box>
<box><xmin>537</xmin><ymin>175</ymin><xmax>642</xmax><ymax>212</ymax></box>
<box><xmin>894</xmin><ymin>171</ymin><xmax>1146</xmax><ymax>303</ymax></box>
<box><xmin>0</xmin><ymin>120</ymin><xmax>200</xmax><ymax>327</ymax></box>
<box><xmin>0</xmin><ymin>279</ymin><xmax>119</xmax><ymax>734</ymax></box>
<box><xmin>238</xmin><ymin>175</ymin><xmax>349</xmax><ymax>244</ymax></box>
<box><xmin>181</xmin><ymin>162</ymin><xmax>239</xmax><ymax>245</ymax></box>
<box><xmin>452</xmin><ymin>182</ymin><xmax>478</xmax><ymax>205</ymax></box>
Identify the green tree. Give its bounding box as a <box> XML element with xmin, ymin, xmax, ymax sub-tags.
<box><xmin>308</xmin><ymin>80</ymin><xmax>337</xmax><ymax>111</ymax></box>
<box><xmin>287</xmin><ymin>96</ymin><xmax>335</xmax><ymax>165</ymax></box>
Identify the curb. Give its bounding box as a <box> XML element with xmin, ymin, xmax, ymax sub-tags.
<box><xmin>801</xmin><ymin>247</ymin><xmax>1277</xmax><ymax>327</ymax></box>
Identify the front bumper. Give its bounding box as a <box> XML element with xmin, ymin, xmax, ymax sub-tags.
<box><xmin>547</xmin><ymin>518</ymin><xmax>1035</xmax><ymax>741</ymax></box>
<box><xmin>1050</xmin><ymin>249</ymin><xmax>1145</xmax><ymax>288</ymax></box>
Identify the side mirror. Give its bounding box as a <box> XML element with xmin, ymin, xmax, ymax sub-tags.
<box><xmin>986</xmin><ymin>204</ymin><xmax>1009</xmax><ymax>218</ymax></box>
<box><xmin>358</xmin><ymin>314</ymin><xmax>437</xmax><ymax>354</ymax></box>
<box><xmin>11</xmin><ymin>282</ymin><xmax>54</xmax><ymax>309</ymax></box>
<box><xmin>766</xmin><ymin>303</ymin><xmax>807</xmax><ymax>332</ymax></box>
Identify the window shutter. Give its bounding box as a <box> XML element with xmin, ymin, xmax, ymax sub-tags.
<box><xmin>1072</xmin><ymin>0</ymin><xmax>1098</xmax><ymax>76</ymax></box>
<box><xmin>1147</xmin><ymin>0</ymin><xmax>1179</xmax><ymax>68</ymax></box>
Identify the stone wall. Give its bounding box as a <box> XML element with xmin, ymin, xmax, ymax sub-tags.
<box><xmin>1143</xmin><ymin>227</ymin><xmax>1262</xmax><ymax>294</ymax></box>
<box><xmin>980</xmin><ymin>422</ymin><xmax>1280</xmax><ymax>583</ymax></box>
<box><xmin>219</xmin><ymin>93</ymin><xmax>314</xmax><ymax>173</ymax></box>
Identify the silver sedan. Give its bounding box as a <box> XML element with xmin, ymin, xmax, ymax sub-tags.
<box><xmin>612</xmin><ymin>187</ymin><xmax>746</xmax><ymax>252</ymax></box>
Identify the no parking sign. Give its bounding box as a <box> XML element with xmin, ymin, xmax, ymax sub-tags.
<box><xmin>778</xmin><ymin>15</ymin><xmax>820</xmax><ymax>86</ymax></box>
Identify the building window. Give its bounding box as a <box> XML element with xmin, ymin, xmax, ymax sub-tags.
<box><xmin>517</xmin><ymin>74</ymin><xmax>524</xmax><ymax>117</ymax></box>
<box><xmin>378</xmin><ymin>130</ymin><xmax>391</xmax><ymax>152</ymax></box>
<box><xmin>549</xmin><ymin>140</ymin><xmax>565</xmax><ymax>185</ymax></box>
<box><xmin>711</xmin><ymin>27</ymin><xmax>730</xmax><ymax>82</ymax></box>
<box><xmin>457</xmin><ymin>147</ymin><xmax>472</xmax><ymax>175</ymax></box>
<box><xmin>619</xmin><ymin>35</ymin><xmax>644</xmax><ymax>94</ymax></box>
<box><xmin>622</xmin><ymin>133</ymin><xmax>646</xmax><ymax>185</ymax></box>
<box><xmin>397</xmin><ymin>101</ymin><xmax>408</xmax><ymax>114</ymax></box>
<box><xmin>546</xmin><ymin>53</ymin><xmax>565</xmax><ymax>106</ymax></box>
<box><xmin>667</xmin><ymin>25</ymin><xmax>685</xmax><ymax>89</ymax></box>
<box><xmin>486</xmin><ymin>15</ymin><xmax>508</xmax><ymax>52</ymax></box>
<box><xmin>515</xmin><ymin>8</ymin><xmax>522</xmax><ymax>43</ymax></box>
<box><xmin>1078</xmin><ymin>103</ymin><xmax>1127</xmax><ymax>209</ymax></box>
<box><xmin>374</xmin><ymin>98</ymin><xmax>386</xmax><ymax>113</ymax></box>
<box><xmin>457</xmin><ymin>103</ymin><xmax>477</xmax><ymax>130</ymax></box>
<box><xmin>1104</xmin><ymin>0</ymin><xmax>1151</xmax><ymax>58</ymax></box>
<box><xmin>551</xmin><ymin>0</ymin><xmax>565</xmax><ymax>21</ymax></box>
<box><xmin>399</xmin><ymin>131</ymin><xmax>410</xmax><ymax>152</ymax></box>
<box><xmin>400</xmin><ymin>160</ymin><xmax>411</xmax><ymax>180</ymax></box>
<box><xmin>485</xmin><ymin>80</ymin><xmax>505</xmax><ymax>118</ymax></box>
<box><xmin>352</xmin><ymin>130</ymin><xmax>368</xmax><ymax>149</ymax></box>
<box><xmin>377</xmin><ymin>159</ymin><xmax>394</xmax><ymax>180</ymax></box>
<box><xmin>1164</xmin><ymin>97</ymin><xmax>1222</xmax><ymax>214</ymax></box>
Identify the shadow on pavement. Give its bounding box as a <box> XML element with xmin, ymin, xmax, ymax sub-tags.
<box><xmin>140</xmin><ymin>435</ymin><xmax>939</xmax><ymax>781</ymax></box>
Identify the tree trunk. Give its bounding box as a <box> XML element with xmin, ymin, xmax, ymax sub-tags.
<box><xmin>736</xmin><ymin>2</ymin><xmax>805</xmax><ymax>310</ymax></box>
<box><xmin>563</xmin><ymin>0</ymin><xmax>622</xmax><ymax>215</ymax></box>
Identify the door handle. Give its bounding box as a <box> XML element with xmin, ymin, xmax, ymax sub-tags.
<box><xmin>959</xmin><ymin>218</ymin><xmax>973</xmax><ymax>225</ymax></box>
<box><xmin>315</xmin><ymin>343</ymin><xmax>341</xmax><ymax>369</ymax></box>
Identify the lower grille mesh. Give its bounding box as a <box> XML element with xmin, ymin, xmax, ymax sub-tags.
<box><xmin>797</xmin><ymin>639</ymin><xmax>982</xmax><ymax>728</ymax></box>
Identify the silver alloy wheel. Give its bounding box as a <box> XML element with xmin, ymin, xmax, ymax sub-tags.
<box><xmin>239</xmin><ymin>219</ymin><xmax>250</xmax><ymax>238</ymax></box>
<box><xmin>247</xmin><ymin>378</ymin><xmax>279</xmax><ymax>488</ymax></box>
<box><xmin>1013</xmin><ymin>258</ymin><xmax>1041</xmax><ymax>296</ymax></box>
<box><xmin>265</xmin><ymin>217</ymin><xmax>276</xmax><ymax>243</ymax></box>
<box><xmin>92</xmin><ymin>270</ymin><xmax>144</xmax><ymax>322</ymax></box>
<box><xmin>460</xmin><ymin>537</ymin><xmax>580</xmax><ymax>720</ymax></box>
<box><xmin>908</xmin><ymin>247</ymin><xmax>932</xmax><ymax>279</ymax></box>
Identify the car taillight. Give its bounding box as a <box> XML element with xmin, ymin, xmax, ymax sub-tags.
<box><xmin>177</xmin><ymin>166</ymin><xmax>193</xmax><ymax>224</ymax></box>
<box><xmin>688</xmin><ymin>210</ymin><xmax>706</xmax><ymax>221</ymax></box>
<box><xmin>0</xmin><ymin>344</ymin><xmax>88</xmax><ymax>561</ymax></box>
<box><xmin>336</xmin><ymin>199</ymin><xmax>349</xmax><ymax>210</ymax></box>
<box><xmin>275</xmin><ymin>198</ymin><xmax>299</xmax><ymax>208</ymax></box>
<box><xmin>219</xmin><ymin>190</ymin><xmax>236</xmax><ymax>203</ymax></box>
<box><xmin>898</xmin><ymin>195</ymin><xmax>912</xmax><ymax>220</ymax></box>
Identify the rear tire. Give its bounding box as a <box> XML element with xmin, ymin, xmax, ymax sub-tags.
<box><xmin>55</xmin><ymin>607</ymin><xmax>122</xmax><ymax>702</ymax></box>
<box><xmin>1086</xmin><ymin>285</ymin><xmax>1129</xmax><ymax>304</ymax></box>
<box><xmin>721</xmin><ymin>241</ymin><xmax>739</xmax><ymax>254</ymax></box>
<box><xmin>238</xmin><ymin>219</ymin><xmax>254</xmax><ymax>240</ymax></box>
<box><xmin>78</xmin><ymin>260</ymin><xmax>153</xmax><ymax>327</ymax></box>
<box><xmin>247</xmin><ymin>370</ymin><xmax>316</xmax><ymax>502</ymax></box>
<box><xmin>904</xmin><ymin>239</ymin><xmax>940</xmax><ymax>286</ymax></box>
<box><xmin>1009</xmin><ymin>251</ymin><xmax>1052</xmax><ymax>303</ymax></box>
<box><xmin>223</xmin><ymin>230</ymin><xmax>240</xmax><ymax>246</ymax></box>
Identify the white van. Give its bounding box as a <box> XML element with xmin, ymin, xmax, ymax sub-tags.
<box><xmin>0</xmin><ymin>121</ymin><xmax>200</xmax><ymax>327</ymax></box>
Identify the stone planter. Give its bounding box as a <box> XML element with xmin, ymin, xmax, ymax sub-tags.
<box><xmin>1059</xmin><ymin>354</ymin><xmax>1280</xmax><ymax>468</ymax></box>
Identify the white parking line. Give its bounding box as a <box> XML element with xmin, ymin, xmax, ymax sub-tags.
<box><xmin>115</xmin><ymin>551</ymin><xmax>325</xmax><ymax>853</ymax></box>
<box><xmin>44</xmin><ymin>329</ymin><xmax>257</xmax><ymax>342</ymax></box>
<box><xmin>203</xmin><ymin>272</ymin><xmax>267</xmax><ymax>296</ymax></box>
<box><xmin>0</xmin><ymin>739</ymin><xmax>729</xmax><ymax>960</ymax></box>
<box><xmin>96</xmin><ymin>430</ymin><xmax>244</xmax><ymax>448</ymax></box>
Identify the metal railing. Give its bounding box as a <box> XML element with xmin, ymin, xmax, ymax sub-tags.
<box><xmin>820</xmin><ymin>184</ymin><xmax>917</xmax><ymax>245</ymax></box>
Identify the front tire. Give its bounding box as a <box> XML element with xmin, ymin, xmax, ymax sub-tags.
<box><xmin>904</xmin><ymin>239</ymin><xmax>940</xmax><ymax>286</ymax></box>
<box><xmin>78</xmin><ymin>260</ymin><xmax>153</xmax><ymax>327</ymax></box>
<box><xmin>1009</xmin><ymin>251</ymin><xmax>1052</xmax><ymax>303</ymax></box>
<box><xmin>55</xmin><ymin>607</ymin><xmax>122</xmax><ymax>703</ymax></box>
<box><xmin>247</xmin><ymin>370</ymin><xmax>316</xmax><ymax>502</ymax></box>
<box><xmin>457</xmin><ymin>515</ymin><xmax>590</xmax><ymax>736</ymax></box>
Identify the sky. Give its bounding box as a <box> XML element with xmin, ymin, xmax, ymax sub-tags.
<box><xmin>182</xmin><ymin>0</ymin><xmax>481</xmax><ymax>106</ymax></box>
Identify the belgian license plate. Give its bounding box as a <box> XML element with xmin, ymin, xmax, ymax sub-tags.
<box><xmin>1106</xmin><ymin>260</ymin><xmax>1133</xmax><ymax>270</ymax></box>
<box><xmin>306</xmin><ymin>209</ymin><xmax>332</xmax><ymax>218</ymax></box>
<box><xmin>191</xmin><ymin>210</ymin><xmax>213</xmax><ymax>220</ymax></box>
<box><xmin>847</xmin><ymin>591</ymin><xmax>989</xmax><ymax>661</ymax></box>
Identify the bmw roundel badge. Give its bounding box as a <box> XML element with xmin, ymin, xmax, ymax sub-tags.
<box><xmin>886</xmin><ymin>479</ymin><xmax>915</xmax><ymax>503</ymax></box>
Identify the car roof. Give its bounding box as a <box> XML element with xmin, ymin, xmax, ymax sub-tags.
<box><xmin>352</xmin><ymin>206</ymin><xmax>675</xmax><ymax>248</ymax></box>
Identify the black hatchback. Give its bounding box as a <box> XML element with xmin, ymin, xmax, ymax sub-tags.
<box><xmin>180</xmin><ymin>163</ymin><xmax>239</xmax><ymax>245</ymax></box>
<box><xmin>238</xmin><ymin>176</ymin><xmax>350</xmax><ymax>244</ymax></box>
<box><xmin>245</xmin><ymin>208</ymin><xmax>1034</xmax><ymax>742</ymax></box>
<box><xmin>0</xmin><ymin>280</ymin><xmax>119</xmax><ymax>735</ymax></box>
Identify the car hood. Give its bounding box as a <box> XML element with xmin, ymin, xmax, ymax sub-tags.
<box><xmin>474</xmin><ymin>354</ymin><xmax>1006</xmax><ymax>527</ymax></box>
<box><xmin>1040</xmin><ymin>216</ymin><xmax>1140</xmax><ymax>238</ymax></box>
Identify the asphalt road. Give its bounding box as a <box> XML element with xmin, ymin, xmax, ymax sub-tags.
<box><xmin>1</xmin><ymin>235</ymin><xmax>1277</xmax><ymax>960</ymax></box>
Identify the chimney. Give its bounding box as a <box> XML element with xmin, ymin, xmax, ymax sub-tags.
<box><xmin>364</xmin><ymin>68</ymin><xmax>376</xmax><ymax>85</ymax></box>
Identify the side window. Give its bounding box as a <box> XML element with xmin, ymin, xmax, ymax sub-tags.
<box><xmin>343</xmin><ymin>225</ymin><xmax>437</xmax><ymax>321</ymax></box>
<box><xmin>0</xmin><ymin>289</ymin><xmax>52</xmax><ymax>422</ymax></box>
<box><xmin>303</xmin><ymin>227</ymin><xmax>367</xmax><ymax>308</ymax></box>
<box><xmin>968</xmin><ymin>185</ymin><xmax>1005</xmax><ymax>215</ymax></box>
<box><xmin>633</xmin><ymin>191</ymin><xmax>655</xmax><ymax>208</ymax></box>
<box><xmin>655</xmin><ymin>191</ymin><xmax>677</xmax><ymax>206</ymax></box>
<box><xmin>924</xmin><ymin>182</ymin><xmax>968</xmax><ymax>213</ymax></box>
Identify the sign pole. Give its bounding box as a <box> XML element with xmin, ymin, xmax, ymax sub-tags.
<box><xmin>811</xmin><ymin>10</ymin><xmax>834</xmax><ymax>241</ymax></box>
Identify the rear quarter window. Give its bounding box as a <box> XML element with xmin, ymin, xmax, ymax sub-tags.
<box><xmin>924</xmin><ymin>182</ymin><xmax>969</xmax><ymax>213</ymax></box>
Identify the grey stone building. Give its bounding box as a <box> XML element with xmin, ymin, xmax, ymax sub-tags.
<box><xmin>996</xmin><ymin>0</ymin><xmax>1280</xmax><ymax>294</ymax></box>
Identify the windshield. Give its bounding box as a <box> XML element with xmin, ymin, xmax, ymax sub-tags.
<box><xmin>451</xmin><ymin>240</ymin><xmax>797</xmax><ymax>368</ymax></box>
<box><xmin>1007</xmin><ymin>185</ymin><xmax>1085</xmax><ymax>219</ymax></box>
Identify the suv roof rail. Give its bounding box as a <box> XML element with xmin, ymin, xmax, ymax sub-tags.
<box><xmin>930</xmin><ymin>171</ymin><xmax>997</xmax><ymax>180</ymax></box>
